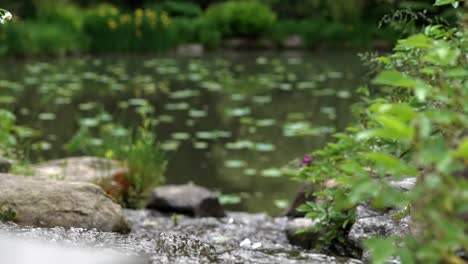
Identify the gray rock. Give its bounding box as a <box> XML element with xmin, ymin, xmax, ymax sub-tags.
<box><xmin>285</xmin><ymin>218</ymin><xmax>320</xmax><ymax>249</ymax></box>
<box><xmin>0</xmin><ymin>210</ymin><xmax>364</xmax><ymax>264</ymax></box>
<box><xmin>0</xmin><ymin>173</ymin><xmax>129</xmax><ymax>233</ymax></box>
<box><xmin>0</xmin><ymin>157</ymin><xmax>11</xmax><ymax>173</ymax></box>
<box><xmin>348</xmin><ymin>205</ymin><xmax>411</xmax><ymax>248</ymax></box>
<box><xmin>146</xmin><ymin>183</ymin><xmax>225</xmax><ymax>217</ymax></box>
<box><xmin>348</xmin><ymin>178</ymin><xmax>416</xmax><ymax>250</ymax></box>
<box><xmin>32</xmin><ymin>156</ymin><xmax>127</xmax><ymax>183</ymax></box>
<box><xmin>389</xmin><ymin>177</ymin><xmax>416</xmax><ymax>191</ymax></box>
<box><xmin>224</xmin><ymin>37</ymin><xmax>276</xmax><ymax>50</ymax></box>
<box><xmin>283</xmin><ymin>34</ymin><xmax>305</xmax><ymax>49</ymax></box>
<box><xmin>176</xmin><ymin>43</ymin><xmax>204</xmax><ymax>57</ymax></box>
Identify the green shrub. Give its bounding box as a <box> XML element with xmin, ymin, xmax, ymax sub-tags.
<box><xmin>296</xmin><ymin>2</ymin><xmax>468</xmax><ymax>263</ymax></box>
<box><xmin>170</xmin><ymin>17</ymin><xmax>221</xmax><ymax>49</ymax></box>
<box><xmin>206</xmin><ymin>0</ymin><xmax>277</xmax><ymax>37</ymax></box>
<box><xmin>0</xmin><ymin>20</ymin><xmax>85</xmax><ymax>56</ymax></box>
<box><xmin>270</xmin><ymin>20</ymin><xmax>399</xmax><ymax>49</ymax></box>
<box><xmin>35</xmin><ymin>1</ymin><xmax>85</xmax><ymax>30</ymax></box>
<box><xmin>83</xmin><ymin>4</ymin><xmax>172</xmax><ymax>53</ymax></box>
<box><xmin>270</xmin><ymin>19</ymin><xmax>324</xmax><ymax>48</ymax></box>
<box><xmin>145</xmin><ymin>1</ymin><xmax>203</xmax><ymax>18</ymax></box>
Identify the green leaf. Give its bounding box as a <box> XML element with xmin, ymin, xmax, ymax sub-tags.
<box><xmin>364</xmin><ymin>237</ymin><xmax>396</xmax><ymax>264</ymax></box>
<box><xmin>434</xmin><ymin>0</ymin><xmax>457</xmax><ymax>6</ymax></box>
<box><xmin>374</xmin><ymin>115</ymin><xmax>415</xmax><ymax>140</ymax></box>
<box><xmin>397</xmin><ymin>34</ymin><xmax>433</xmax><ymax>49</ymax></box>
<box><xmin>363</xmin><ymin>152</ymin><xmax>418</xmax><ymax>176</ymax></box>
<box><xmin>372</xmin><ymin>71</ymin><xmax>417</xmax><ymax>88</ymax></box>
<box><xmin>454</xmin><ymin>138</ymin><xmax>468</xmax><ymax>158</ymax></box>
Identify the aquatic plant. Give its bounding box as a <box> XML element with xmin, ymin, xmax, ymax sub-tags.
<box><xmin>66</xmin><ymin>103</ymin><xmax>167</xmax><ymax>209</ymax></box>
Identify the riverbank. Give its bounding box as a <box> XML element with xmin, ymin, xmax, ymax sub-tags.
<box><xmin>0</xmin><ymin>2</ymin><xmax>399</xmax><ymax>58</ymax></box>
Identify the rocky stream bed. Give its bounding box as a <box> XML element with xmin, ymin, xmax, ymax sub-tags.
<box><xmin>0</xmin><ymin>157</ymin><xmax>417</xmax><ymax>263</ymax></box>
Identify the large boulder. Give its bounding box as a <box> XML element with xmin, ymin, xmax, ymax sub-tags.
<box><xmin>32</xmin><ymin>157</ymin><xmax>129</xmax><ymax>197</ymax></box>
<box><xmin>0</xmin><ymin>157</ymin><xmax>11</xmax><ymax>173</ymax></box>
<box><xmin>32</xmin><ymin>156</ymin><xmax>127</xmax><ymax>183</ymax></box>
<box><xmin>146</xmin><ymin>183</ymin><xmax>225</xmax><ymax>217</ymax></box>
<box><xmin>0</xmin><ymin>173</ymin><xmax>130</xmax><ymax>233</ymax></box>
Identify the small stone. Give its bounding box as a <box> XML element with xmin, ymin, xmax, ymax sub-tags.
<box><xmin>283</xmin><ymin>34</ymin><xmax>305</xmax><ymax>49</ymax></box>
<box><xmin>240</xmin><ymin>238</ymin><xmax>251</xmax><ymax>247</ymax></box>
<box><xmin>0</xmin><ymin>157</ymin><xmax>12</xmax><ymax>173</ymax></box>
<box><xmin>176</xmin><ymin>43</ymin><xmax>204</xmax><ymax>57</ymax></box>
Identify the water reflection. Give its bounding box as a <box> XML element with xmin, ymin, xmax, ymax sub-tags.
<box><xmin>0</xmin><ymin>51</ymin><xmax>365</xmax><ymax>214</ymax></box>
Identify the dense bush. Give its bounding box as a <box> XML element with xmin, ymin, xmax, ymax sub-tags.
<box><xmin>170</xmin><ymin>17</ymin><xmax>221</xmax><ymax>49</ymax></box>
<box><xmin>35</xmin><ymin>1</ymin><xmax>85</xmax><ymax>30</ymax></box>
<box><xmin>271</xmin><ymin>20</ymin><xmax>399</xmax><ymax>49</ymax></box>
<box><xmin>206</xmin><ymin>0</ymin><xmax>277</xmax><ymax>37</ymax></box>
<box><xmin>145</xmin><ymin>1</ymin><xmax>203</xmax><ymax>18</ymax></box>
<box><xmin>0</xmin><ymin>21</ymin><xmax>85</xmax><ymax>56</ymax></box>
<box><xmin>296</xmin><ymin>1</ymin><xmax>468</xmax><ymax>263</ymax></box>
<box><xmin>83</xmin><ymin>4</ymin><xmax>173</xmax><ymax>52</ymax></box>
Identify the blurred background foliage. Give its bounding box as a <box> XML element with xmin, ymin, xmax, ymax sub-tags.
<box><xmin>0</xmin><ymin>0</ymin><xmax>459</xmax><ymax>56</ymax></box>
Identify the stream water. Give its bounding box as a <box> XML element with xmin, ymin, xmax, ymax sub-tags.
<box><xmin>0</xmin><ymin>50</ymin><xmax>365</xmax><ymax>214</ymax></box>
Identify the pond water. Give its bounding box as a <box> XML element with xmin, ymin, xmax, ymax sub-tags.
<box><xmin>0</xmin><ymin>51</ymin><xmax>365</xmax><ymax>215</ymax></box>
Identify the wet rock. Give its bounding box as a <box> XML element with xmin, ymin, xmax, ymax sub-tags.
<box><xmin>285</xmin><ymin>218</ymin><xmax>319</xmax><ymax>249</ymax></box>
<box><xmin>0</xmin><ymin>173</ymin><xmax>129</xmax><ymax>233</ymax></box>
<box><xmin>146</xmin><ymin>183</ymin><xmax>225</xmax><ymax>217</ymax></box>
<box><xmin>284</xmin><ymin>182</ymin><xmax>316</xmax><ymax>217</ymax></box>
<box><xmin>126</xmin><ymin>210</ymin><xmax>363</xmax><ymax>264</ymax></box>
<box><xmin>283</xmin><ymin>34</ymin><xmax>305</xmax><ymax>49</ymax></box>
<box><xmin>348</xmin><ymin>205</ymin><xmax>411</xmax><ymax>249</ymax></box>
<box><xmin>32</xmin><ymin>156</ymin><xmax>127</xmax><ymax>183</ymax></box>
<box><xmin>389</xmin><ymin>177</ymin><xmax>416</xmax><ymax>191</ymax></box>
<box><xmin>176</xmin><ymin>43</ymin><xmax>204</xmax><ymax>57</ymax></box>
<box><xmin>348</xmin><ymin>178</ymin><xmax>415</xmax><ymax>257</ymax></box>
<box><xmin>32</xmin><ymin>157</ymin><xmax>129</xmax><ymax>197</ymax></box>
<box><xmin>0</xmin><ymin>210</ymin><xmax>364</xmax><ymax>264</ymax></box>
<box><xmin>0</xmin><ymin>157</ymin><xmax>11</xmax><ymax>173</ymax></box>
<box><xmin>224</xmin><ymin>37</ymin><xmax>276</xmax><ymax>50</ymax></box>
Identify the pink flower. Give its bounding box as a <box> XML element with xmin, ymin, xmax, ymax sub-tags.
<box><xmin>299</xmin><ymin>155</ymin><xmax>312</xmax><ymax>167</ymax></box>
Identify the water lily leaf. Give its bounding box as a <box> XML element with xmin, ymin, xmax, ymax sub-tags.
<box><xmin>189</xmin><ymin>109</ymin><xmax>207</xmax><ymax>118</ymax></box>
<box><xmin>165</xmin><ymin>102</ymin><xmax>190</xmax><ymax>111</ymax></box>
<box><xmin>256</xmin><ymin>119</ymin><xmax>276</xmax><ymax>127</ymax></box>
<box><xmin>193</xmin><ymin>141</ymin><xmax>209</xmax><ymax>149</ymax></box>
<box><xmin>274</xmin><ymin>199</ymin><xmax>289</xmax><ymax>209</ymax></box>
<box><xmin>255</xmin><ymin>143</ymin><xmax>276</xmax><ymax>152</ymax></box>
<box><xmin>224</xmin><ymin>160</ymin><xmax>247</xmax><ymax>168</ymax></box>
<box><xmin>172</xmin><ymin>132</ymin><xmax>191</xmax><ymax>140</ymax></box>
<box><xmin>261</xmin><ymin>168</ymin><xmax>282</xmax><ymax>177</ymax></box>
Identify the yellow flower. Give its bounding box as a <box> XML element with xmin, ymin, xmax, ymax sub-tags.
<box><xmin>108</xmin><ymin>19</ymin><xmax>118</xmax><ymax>30</ymax></box>
<box><xmin>135</xmin><ymin>8</ymin><xmax>143</xmax><ymax>18</ymax></box>
<box><xmin>120</xmin><ymin>14</ymin><xmax>131</xmax><ymax>24</ymax></box>
<box><xmin>160</xmin><ymin>11</ymin><xmax>171</xmax><ymax>28</ymax></box>
<box><xmin>98</xmin><ymin>9</ymin><xmax>106</xmax><ymax>17</ymax></box>
<box><xmin>145</xmin><ymin>9</ymin><xmax>156</xmax><ymax>20</ymax></box>
<box><xmin>110</xmin><ymin>7</ymin><xmax>119</xmax><ymax>16</ymax></box>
